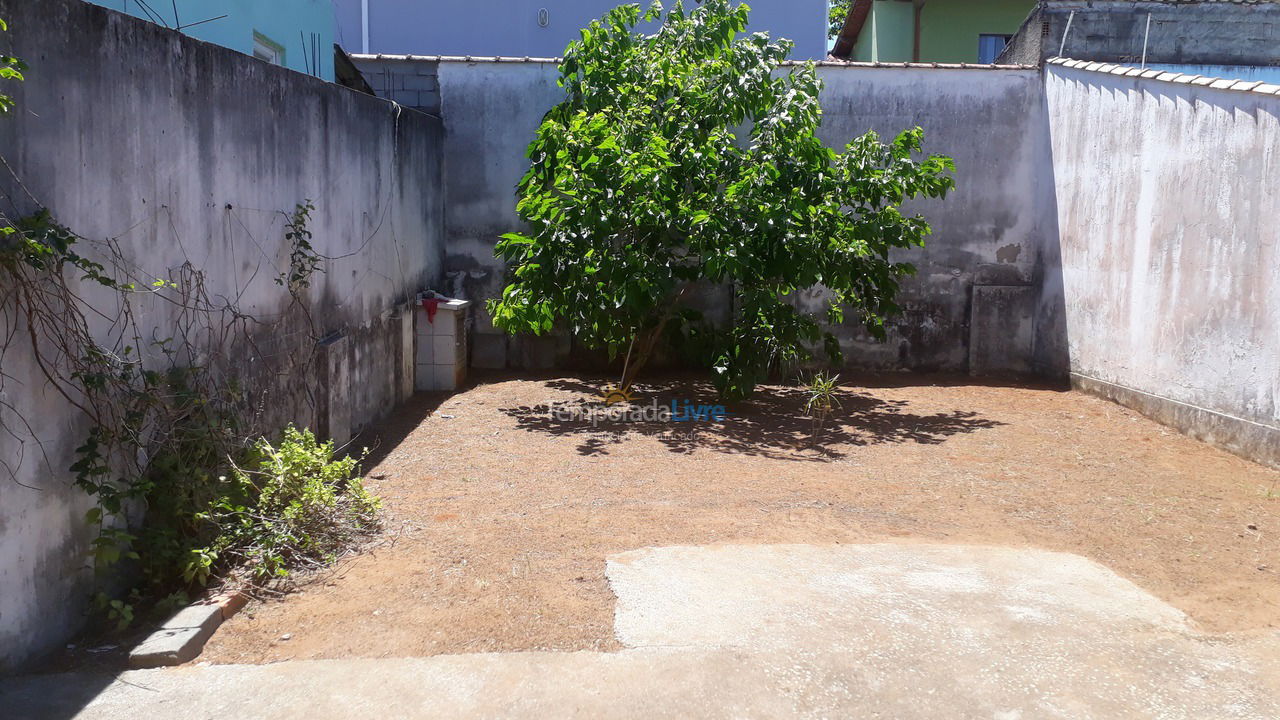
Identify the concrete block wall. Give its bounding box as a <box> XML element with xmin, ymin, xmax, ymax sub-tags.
<box><xmin>807</xmin><ymin>65</ymin><xmax>1061</xmax><ymax>376</ymax></box>
<box><xmin>353</xmin><ymin>58</ymin><xmax>442</xmax><ymax>114</ymax></box>
<box><xmin>1004</xmin><ymin>1</ymin><xmax>1280</xmax><ymax>66</ymax></box>
<box><xmin>0</xmin><ymin>0</ymin><xmax>443</xmax><ymax>670</ymax></box>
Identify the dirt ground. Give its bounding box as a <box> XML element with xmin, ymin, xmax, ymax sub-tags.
<box><xmin>201</xmin><ymin>373</ymin><xmax>1280</xmax><ymax>664</ymax></box>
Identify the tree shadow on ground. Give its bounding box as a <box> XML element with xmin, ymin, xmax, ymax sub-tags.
<box><xmin>499</xmin><ymin>376</ymin><xmax>1006</xmax><ymax>461</ymax></box>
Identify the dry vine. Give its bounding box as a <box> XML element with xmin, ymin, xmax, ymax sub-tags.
<box><xmin>0</xmin><ymin>197</ymin><xmax>345</xmax><ymax>617</ymax></box>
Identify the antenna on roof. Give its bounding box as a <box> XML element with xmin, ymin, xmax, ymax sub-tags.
<box><xmin>1140</xmin><ymin>13</ymin><xmax>1153</xmax><ymax>69</ymax></box>
<box><xmin>132</xmin><ymin>0</ymin><xmax>168</xmax><ymax>27</ymax></box>
<box><xmin>177</xmin><ymin>15</ymin><xmax>228</xmax><ymax>32</ymax></box>
<box><xmin>1058</xmin><ymin>10</ymin><xmax>1076</xmax><ymax>57</ymax></box>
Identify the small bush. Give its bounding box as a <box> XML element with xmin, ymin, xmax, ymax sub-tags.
<box><xmin>802</xmin><ymin>372</ymin><xmax>843</xmax><ymax>440</ymax></box>
<box><xmin>190</xmin><ymin>426</ymin><xmax>381</xmax><ymax>585</ymax></box>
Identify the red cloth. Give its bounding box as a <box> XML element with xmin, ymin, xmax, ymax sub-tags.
<box><xmin>422</xmin><ymin>297</ymin><xmax>441</xmax><ymax>324</ymax></box>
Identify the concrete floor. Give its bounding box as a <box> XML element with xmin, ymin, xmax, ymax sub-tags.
<box><xmin>4</xmin><ymin>544</ymin><xmax>1278</xmax><ymax>719</ymax></box>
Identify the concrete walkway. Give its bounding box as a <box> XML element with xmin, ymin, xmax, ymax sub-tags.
<box><xmin>3</xmin><ymin>544</ymin><xmax>1278</xmax><ymax>719</ymax></box>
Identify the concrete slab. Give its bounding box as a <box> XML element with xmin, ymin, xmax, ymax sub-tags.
<box><xmin>606</xmin><ymin>543</ymin><xmax>1193</xmax><ymax>649</ymax></box>
<box><xmin>126</xmin><ymin>591</ymin><xmax>248</xmax><ymax>668</ymax></box>
<box><xmin>3</xmin><ymin>545</ymin><xmax>1277</xmax><ymax>719</ymax></box>
<box><xmin>0</xmin><ymin>650</ymin><xmax>868</xmax><ymax>720</ymax></box>
<box><xmin>127</xmin><ymin>604</ymin><xmax>224</xmax><ymax>669</ymax></box>
<box><xmin>606</xmin><ymin>544</ymin><xmax>1280</xmax><ymax>718</ymax></box>
<box><xmin>127</xmin><ymin>602</ymin><xmax>222</xmax><ymax>666</ymax></box>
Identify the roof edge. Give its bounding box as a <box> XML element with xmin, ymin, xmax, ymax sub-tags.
<box><xmin>1047</xmin><ymin>56</ymin><xmax>1280</xmax><ymax>95</ymax></box>
<box><xmin>350</xmin><ymin>53</ymin><xmax>1036</xmax><ymax>70</ymax></box>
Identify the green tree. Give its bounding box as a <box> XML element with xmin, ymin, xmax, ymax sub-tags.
<box><xmin>488</xmin><ymin>0</ymin><xmax>954</xmax><ymax>400</ymax></box>
<box><xmin>830</xmin><ymin>0</ymin><xmax>851</xmax><ymax>39</ymax></box>
<box><xmin>0</xmin><ymin>18</ymin><xmax>25</xmax><ymax>115</ymax></box>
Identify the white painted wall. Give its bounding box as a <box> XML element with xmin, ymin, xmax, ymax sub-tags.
<box><xmin>1045</xmin><ymin>64</ymin><xmax>1280</xmax><ymax>464</ymax></box>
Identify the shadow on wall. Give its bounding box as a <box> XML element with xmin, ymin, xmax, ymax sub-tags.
<box><xmin>498</xmin><ymin>376</ymin><xmax>1006</xmax><ymax>461</ymax></box>
<box><xmin>1031</xmin><ymin>72</ymin><xmax>1070</xmax><ymax>381</ymax></box>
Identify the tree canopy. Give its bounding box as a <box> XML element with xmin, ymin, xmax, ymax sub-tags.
<box><xmin>488</xmin><ymin>0</ymin><xmax>954</xmax><ymax>400</ymax></box>
<box><xmin>830</xmin><ymin>0</ymin><xmax>851</xmax><ymax>39</ymax></box>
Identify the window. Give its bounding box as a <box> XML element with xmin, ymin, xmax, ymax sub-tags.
<box><xmin>252</xmin><ymin>31</ymin><xmax>285</xmax><ymax>66</ymax></box>
<box><xmin>977</xmin><ymin>34</ymin><xmax>1014</xmax><ymax>64</ymax></box>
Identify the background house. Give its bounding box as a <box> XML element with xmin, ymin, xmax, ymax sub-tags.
<box><xmin>831</xmin><ymin>0</ymin><xmax>1036</xmax><ymax>63</ymax></box>
<box><xmin>86</xmin><ymin>0</ymin><xmax>336</xmax><ymax>80</ymax></box>
<box><xmin>1001</xmin><ymin>0</ymin><xmax>1280</xmax><ymax>69</ymax></box>
<box><xmin>331</xmin><ymin>0</ymin><xmax>830</xmax><ymax>60</ymax></box>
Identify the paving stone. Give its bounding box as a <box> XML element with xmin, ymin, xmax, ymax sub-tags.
<box><xmin>127</xmin><ymin>604</ymin><xmax>223</xmax><ymax>669</ymax></box>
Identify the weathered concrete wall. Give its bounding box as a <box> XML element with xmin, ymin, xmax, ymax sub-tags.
<box><xmin>0</xmin><ymin>0</ymin><xmax>443</xmax><ymax>670</ymax></box>
<box><xmin>422</xmin><ymin>58</ymin><xmax>1061</xmax><ymax>375</ymax></box>
<box><xmin>433</xmin><ymin>59</ymin><xmax>576</xmax><ymax>370</ymax></box>
<box><xmin>87</xmin><ymin>0</ymin><xmax>337</xmax><ymax>80</ymax></box>
<box><xmin>808</xmin><ymin>65</ymin><xmax>1061</xmax><ymax>375</ymax></box>
<box><xmin>1044</xmin><ymin>61</ymin><xmax>1280</xmax><ymax>468</ymax></box>
<box><xmin>1003</xmin><ymin>0</ymin><xmax>1280</xmax><ymax>66</ymax></box>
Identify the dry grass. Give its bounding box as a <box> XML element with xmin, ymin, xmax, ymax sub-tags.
<box><xmin>201</xmin><ymin>372</ymin><xmax>1280</xmax><ymax>664</ymax></box>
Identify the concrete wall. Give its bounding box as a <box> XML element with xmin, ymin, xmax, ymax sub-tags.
<box><xmin>332</xmin><ymin>0</ymin><xmax>830</xmax><ymax>61</ymax></box>
<box><xmin>416</xmin><ymin>57</ymin><xmax>1060</xmax><ymax>375</ymax></box>
<box><xmin>435</xmin><ymin>60</ymin><xmax>571</xmax><ymax>370</ymax></box>
<box><xmin>1004</xmin><ymin>0</ymin><xmax>1280</xmax><ymax>66</ymax></box>
<box><xmin>1044</xmin><ymin>61</ymin><xmax>1280</xmax><ymax>468</ymax></box>
<box><xmin>0</xmin><ymin>0</ymin><xmax>443</xmax><ymax>670</ymax></box>
<box><xmin>86</xmin><ymin>0</ymin><xmax>336</xmax><ymax>80</ymax></box>
<box><xmin>809</xmin><ymin>65</ymin><xmax>1061</xmax><ymax>375</ymax></box>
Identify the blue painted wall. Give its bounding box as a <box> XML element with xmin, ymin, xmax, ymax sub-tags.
<box><xmin>332</xmin><ymin>0</ymin><xmax>829</xmax><ymax>61</ymax></box>
<box><xmin>87</xmin><ymin>0</ymin><xmax>335</xmax><ymax>80</ymax></box>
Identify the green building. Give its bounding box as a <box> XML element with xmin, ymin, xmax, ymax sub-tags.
<box><xmin>832</xmin><ymin>0</ymin><xmax>1036</xmax><ymax>64</ymax></box>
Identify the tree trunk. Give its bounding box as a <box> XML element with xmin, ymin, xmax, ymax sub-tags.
<box><xmin>618</xmin><ymin>285</ymin><xmax>691</xmax><ymax>392</ymax></box>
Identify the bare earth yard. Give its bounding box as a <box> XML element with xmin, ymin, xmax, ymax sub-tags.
<box><xmin>202</xmin><ymin>374</ymin><xmax>1280</xmax><ymax>664</ymax></box>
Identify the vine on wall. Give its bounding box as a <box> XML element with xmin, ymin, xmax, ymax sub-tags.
<box><xmin>0</xmin><ymin>15</ymin><xmax>382</xmax><ymax>629</ymax></box>
<box><xmin>1</xmin><ymin>200</ymin><xmax>377</xmax><ymax>621</ymax></box>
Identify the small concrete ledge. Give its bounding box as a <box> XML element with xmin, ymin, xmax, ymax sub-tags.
<box><xmin>127</xmin><ymin>592</ymin><xmax>247</xmax><ymax>669</ymax></box>
<box><xmin>415</xmin><ymin>294</ymin><xmax>472</xmax><ymax>392</ymax></box>
<box><xmin>128</xmin><ymin>605</ymin><xmax>222</xmax><ymax>669</ymax></box>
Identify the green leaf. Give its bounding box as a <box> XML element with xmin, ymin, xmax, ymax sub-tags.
<box><xmin>487</xmin><ymin>0</ymin><xmax>953</xmax><ymax>401</ymax></box>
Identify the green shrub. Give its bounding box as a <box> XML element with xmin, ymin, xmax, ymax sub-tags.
<box><xmin>802</xmin><ymin>371</ymin><xmax>843</xmax><ymax>440</ymax></box>
<box><xmin>489</xmin><ymin>0</ymin><xmax>955</xmax><ymax>400</ymax></box>
<box><xmin>192</xmin><ymin>426</ymin><xmax>381</xmax><ymax>584</ymax></box>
